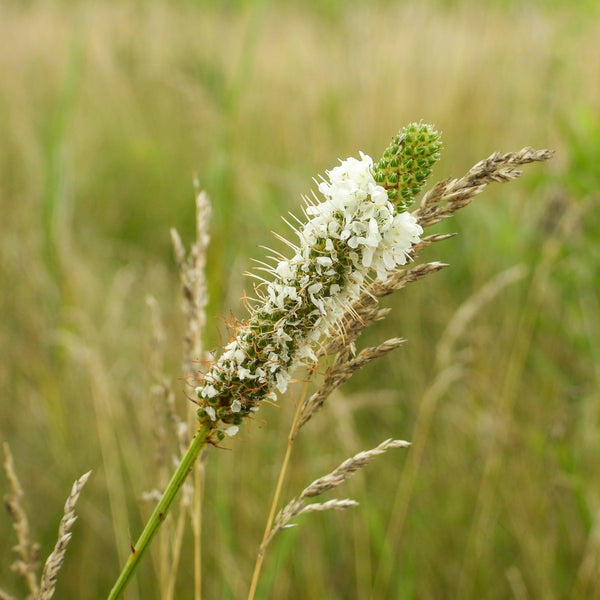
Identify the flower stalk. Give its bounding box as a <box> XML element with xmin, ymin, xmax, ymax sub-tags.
<box><xmin>107</xmin><ymin>422</ymin><xmax>212</xmax><ymax>600</ymax></box>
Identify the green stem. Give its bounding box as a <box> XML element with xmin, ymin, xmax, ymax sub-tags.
<box><xmin>107</xmin><ymin>423</ymin><xmax>212</xmax><ymax>600</ymax></box>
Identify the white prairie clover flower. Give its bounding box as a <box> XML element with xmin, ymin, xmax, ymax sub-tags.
<box><xmin>196</xmin><ymin>124</ymin><xmax>441</xmax><ymax>439</ymax></box>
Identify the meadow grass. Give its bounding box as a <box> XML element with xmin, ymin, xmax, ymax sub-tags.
<box><xmin>1</xmin><ymin>1</ymin><xmax>599</xmax><ymax>598</ymax></box>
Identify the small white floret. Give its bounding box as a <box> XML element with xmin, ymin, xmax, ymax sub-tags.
<box><xmin>201</xmin><ymin>384</ymin><xmax>218</xmax><ymax>399</ymax></box>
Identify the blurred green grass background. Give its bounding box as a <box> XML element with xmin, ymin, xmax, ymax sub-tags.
<box><xmin>1</xmin><ymin>0</ymin><xmax>599</xmax><ymax>598</ymax></box>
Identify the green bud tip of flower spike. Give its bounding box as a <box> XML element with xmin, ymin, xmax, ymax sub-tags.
<box><xmin>373</xmin><ymin>122</ymin><xmax>442</xmax><ymax>211</ymax></box>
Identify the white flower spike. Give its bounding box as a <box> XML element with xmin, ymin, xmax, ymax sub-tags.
<box><xmin>196</xmin><ymin>124</ymin><xmax>442</xmax><ymax>440</ymax></box>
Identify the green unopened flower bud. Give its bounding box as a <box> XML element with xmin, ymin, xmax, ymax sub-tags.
<box><xmin>217</xmin><ymin>407</ymin><xmax>230</xmax><ymax>419</ymax></box>
<box><xmin>373</xmin><ymin>122</ymin><xmax>441</xmax><ymax>211</ymax></box>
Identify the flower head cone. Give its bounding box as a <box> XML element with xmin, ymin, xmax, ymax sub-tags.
<box><xmin>196</xmin><ymin>126</ymin><xmax>441</xmax><ymax>439</ymax></box>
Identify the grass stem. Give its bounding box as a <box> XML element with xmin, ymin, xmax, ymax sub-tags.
<box><xmin>247</xmin><ymin>383</ymin><xmax>308</xmax><ymax>600</ymax></box>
